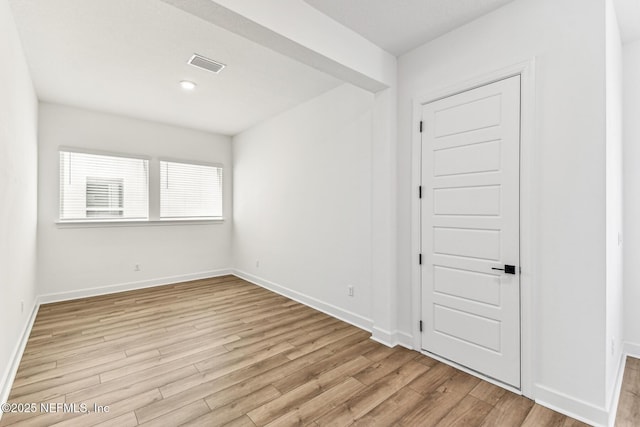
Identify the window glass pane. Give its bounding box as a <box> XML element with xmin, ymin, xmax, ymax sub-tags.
<box><xmin>160</xmin><ymin>161</ymin><xmax>223</xmax><ymax>219</ymax></box>
<box><xmin>59</xmin><ymin>151</ymin><xmax>148</xmax><ymax>220</ymax></box>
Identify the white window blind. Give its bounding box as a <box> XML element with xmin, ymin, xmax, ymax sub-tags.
<box><xmin>59</xmin><ymin>151</ymin><xmax>149</xmax><ymax>221</ymax></box>
<box><xmin>160</xmin><ymin>161</ymin><xmax>223</xmax><ymax>219</ymax></box>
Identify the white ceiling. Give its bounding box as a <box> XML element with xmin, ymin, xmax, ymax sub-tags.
<box><xmin>8</xmin><ymin>0</ymin><xmax>342</xmax><ymax>135</ymax></box>
<box><xmin>303</xmin><ymin>0</ymin><xmax>517</xmax><ymax>56</ymax></box>
<box><xmin>14</xmin><ymin>0</ymin><xmax>636</xmax><ymax>138</ymax></box>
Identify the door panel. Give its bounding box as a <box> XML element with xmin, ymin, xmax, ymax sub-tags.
<box><xmin>433</xmin><ymin>140</ymin><xmax>501</xmax><ymax>177</ymax></box>
<box><xmin>421</xmin><ymin>75</ymin><xmax>521</xmax><ymax>388</ymax></box>
<box><xmin>433</xmin><ymin>227</ymin><xmax>501</xmax><ymax>261</ymax></box>
<box><xmin>433</xmin><ymin>185</ymin><xmax>501</xmax><ymax>216</ymax></box>
<box><xmin>433</xmin><ymin>95</ymin><xmax>502</xmax><ymax>137</ymax></box>
<box><xmin>433</xmin><ymin>305</ymin><xmax>501</xmax><ymax>351</ymax></box>
<box><xmin>433</xmin><ymin>266</ymin><xmax>501</xmax><ymax>306</ymax></box>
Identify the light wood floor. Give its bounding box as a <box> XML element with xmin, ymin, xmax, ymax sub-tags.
<box><xmin>616</xmin><ymin>356</ymin><xmax>640</xmax><ymax>427</ymax></box>
<box><xmin>0</xmin><ymin>275</ymin><xmax>594</xmax><ymax>426</ymax></box>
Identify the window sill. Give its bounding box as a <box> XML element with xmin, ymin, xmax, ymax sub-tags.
<box><xmin>55</xmin><ymin>219</ymin><xmax>225</xmax><ymax>228</ymax></box>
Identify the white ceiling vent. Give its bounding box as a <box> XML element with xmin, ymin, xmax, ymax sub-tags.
<box><xmin>188</xmin><ymin>54</ymin><xmax>226</xmax><ymax>74</ymax></box>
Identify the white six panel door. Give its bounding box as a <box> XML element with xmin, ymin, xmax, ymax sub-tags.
<box><xmin>421</xmin><ymin>75</ymin><xmax>521</xmax><ymax>388</ymax></box>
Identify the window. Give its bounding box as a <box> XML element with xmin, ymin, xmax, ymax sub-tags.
<box><xmin>160</xmin><ymin>160</ymin><xmax>223</xmax><ymax>219</ymax></box>
<box><xmin>86</xmin><ymin>177</ymin><xmax>124</xmax><ymax>218</ymax></box>
<box><xmin>59</xmin><ymin>151</ymin><xmax>148</xmax><ymax>221</ymax></box>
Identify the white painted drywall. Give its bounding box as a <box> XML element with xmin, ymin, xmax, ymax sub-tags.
<box><xmin>605</xmin><ymin>0</ymin><xmax>625</xmax><ymax>411</ymax></box>
<box><xmin>37</xmin><ymin>103</ymin><xmax>232</xmax><ymax>298</ymax></box>
<box><xmin>623</xmin><ymin>40</ymin><xmax>640</xmax><ymax>352</ymax></box>
<box><xmin>160</xmin><ymin>0</ymin><xmax>395</xmax><ymax>91</ymax></box>
<box><xmin>232</xmin><ymin>84</ymin><xmax>374</xmax><ymax>328</ymax></box>
<box><xmin>0</xmin><ymin>0</ymin><xmax>38</xmax><ymax>403</ymax></box>
<box><xmin>397</xmin><ymin>0</ymin><xmax>608</xmax><ymax>420</ymax></box>
<box><xmin>370</xmin><ymin>86</ymin><xmax>399</xmax><ymax>344</ymax></box>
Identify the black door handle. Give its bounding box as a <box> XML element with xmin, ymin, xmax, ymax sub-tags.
<box><xmin>492</xmin><ymin>265</ymin><xmax>516</xmax><ymax>274</ymax></box>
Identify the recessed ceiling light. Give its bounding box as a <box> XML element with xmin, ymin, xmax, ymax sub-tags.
<box><xmin>180</xmin><ymin>80</ymin><xmax>197</xmax><ymax>90</ymax></box>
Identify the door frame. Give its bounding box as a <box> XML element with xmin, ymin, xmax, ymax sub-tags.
<box><xmin>410</xmin><ymin>59</ymin><xmax>536</xmax><ymax>397</ymax></box>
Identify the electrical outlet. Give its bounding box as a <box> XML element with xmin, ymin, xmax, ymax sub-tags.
<box><xmin>348</xmin><ymin>286</ymin><xmax>354</xmax><ymax>297</ymax></box>
<box><xmin>134</xmin><ymin>264</ymin><xmax>141</xmax><ymax>272</ymax></box>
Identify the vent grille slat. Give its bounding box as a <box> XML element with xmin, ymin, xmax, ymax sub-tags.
<box><xmin>188</xmin><ymin>54</ymin><xmax>225</xmax><ymax>74</ymax></box>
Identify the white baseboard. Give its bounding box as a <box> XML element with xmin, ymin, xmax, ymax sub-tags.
<box><xmin>371</xmin><ymin>327</ymin><xmax>394</xmax><ymax>346</ymax></box>
<box><xmin>38</xmin><ymin>269</ymin><xmax>232</xmax><ymax>304</ymax></box>
<box><xmin>232</xmin><ymin>269</ymin><xmax>373</xmax><ymax>334</ymax></box>
<box><xmin>395</xmin><ymin>331</ymin><xmax>415</xmax><ymax>349</ymax></box>
<box><xmin>534</xmin><ymin>384</ymin><xmax>608</xmax><ymax>427</ymax></box>
<box><xmin>0</xmin><ymin>298</ymin><xmax>39</xmax><ymax>408</ymax></box>
<box><xmin>371</xmin><ymin>328</ymin><xmax>414</xmax><ymax>349</ymax></box>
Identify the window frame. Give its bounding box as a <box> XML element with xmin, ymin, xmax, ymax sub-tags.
<box><xmin>158</xmin><ymin>158</ymin><xmax>224</xmax><ymax>221</ymax></box>
<box><xmin>56</xmin><ymin>148</ymin><xmax>224</xmax><ymax>228</ymax></box>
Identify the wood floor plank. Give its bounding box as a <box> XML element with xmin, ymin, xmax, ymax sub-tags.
<box><xmin>11</xmin><ymin>375</ymin><xmax>101</xmax><ymax>405</ymax></box>
<box><xmin>626</xmin><ymin>356</ymin><xmax>640</xmax><ymax>371</ymax></box>
<box><xmin>198</xmin><ymin>346</ymin><xmax>339</xmax><ymax>411</ymax></box>
<box><xmin>351</xmin><ymin>387</ymin><xmax>424</xmax><ymax>427</ymax></box>
<box><xmin>521</xmin><ymin>404</ymin><xmax>567</xmax><ymax>427</ymax></box>
<box><xmin>262</xmin><ymin>377</ymin><xmax>365</xmax><ymax>427</ymax></box>
<box><xmin>283</xmin><ymin>326</ymin><xmax>358</xmax><ymax>360</ymax></box>
<box><xmin>270</xmin><ymin>339</ymin><xmax>376</xmax><ymax>394</ymax></box>
<box><xmin>192</xmin><ymin>341</ymin><xmax>295</xmax><ymax>376</ymax></box>
<box><xmin>434</xmin><ymin>394</ymin><xmax>494</xmax><ymax>426</ymax></box>
<box><xmin>99</xmin><ymin>339</ymin><xmax>235</xmax><ymax>383</ymax></box>
<box><xmin>353</xmin><ymin>347</ymin><xmax>419</xmax><ymax>386</ymax></box>
<box><xmin>616</xmin><ymin>356</ymin><xmax>640</xmax><ymax>427</ymax></box>
<box><xmin>0</xmin><ymin>276</ymin><xmax>599</xmax><ymax>427</ymax></box>
<box><xmin>397</xmin><ymin>386</ymin><xmax>469</xmax><ymax>426</ymax></box>
<box><xmin>407</xmin><ymin>361</ymin><xmax>459</xmax><ymax>394</ymax></box>
<box><xmin>92</xmin><ymin>411</ymin><xmax>138</xmax><ymax>427</ymax></box>
<box><xmin>617</xmin><ymin>390</ymin><xmax>640</xmax><ymax>427</ymax></box>
<box><xmin>480</xmin><ymin>392</ymin><xmax>535</xmax><ymax>427</ymax></box>
<box><xmin>220</xmin><ymin>415</ymin><xmax>257</xmax><ymax>427</ymax></box>
<box><xmin>94</xmin><ymin>412</ymin><xmax>138</xmax><ymax>427</ymax></box>
<box><xmin>435</xmin><ymin>370</ymin><xmax>482</xmax><ymax>396</ymax></box>
<box><xmin>246</xmin><ymin>356</ymin><xmax>371</xmax><ymax>426</ymax></box>
<box><xmin>52</xmin><ymin>389</ymin><xmax>163</xmax><ymax>427</ymax></box>
<box><xmin>14</xmin><ymin>362</ymin><xmax>57</xmax><ymax>380</ymax></box>
<box><xmin>158</xmin><ymin>354</ymin><xmax>290</xmax><ymax>400</ymax></box>
<box><xmin>137</xmin><ymin>400</ymin><xmax>210</xmax><ymax>427</ymax></box>
<box><xmin>313</xmin><ymin>360</ymin><xmax>430</xmax><ymax>426</ymax></box>
<box><xmin>135</xmin><ymin>347</ymin><xmax>327</xmax><ymax>424</ymax></box>
<box><xmin>195</xmin><ymin>386</ymin><xmax>281</xmax><ymax>427</ymax></box>
<box><xmin>65</xmin><ymin>365</ymin><xmax>198</xmax><ymax>406</ymax></box>
<box><xmin>469</xmin><ymin>380</ymin><xmax>508</xmax><ymax>406</ymax></box>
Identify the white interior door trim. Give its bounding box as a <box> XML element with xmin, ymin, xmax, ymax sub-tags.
<box><xmin>410</xmin><ymin>58</ymin><xmax>536</xmax><ymax>398</ymax></box>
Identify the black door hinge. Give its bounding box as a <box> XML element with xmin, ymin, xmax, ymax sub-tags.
<box><xmin>418</xmin><ymin>186</ymin><xmax>422</xmax><ymax>199</ymax></box>
<box><xmin>419</xmin><ymin>320</ymin><xmax>423</xmax><ymax>332</ymax></box>
<box><xmin>419</xmin><ymin>254</ymin><xmax>422</xmax><ymax>265</ymax></box>
<box><xmin>419</xmin><ymin>121</ymin><xmax>423</xmax><ymax>133</ymax></box>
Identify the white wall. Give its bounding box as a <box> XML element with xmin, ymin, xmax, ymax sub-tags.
<box><xmin>0</xmin><ymin>0</ymin><xmax>38</xmax><ymax>404</ymax></box>
<box><xmin>623</xmin><ymin>40</ymin><xmax>640</xmax><ymax>353</ymax></box>
<box><xmin>37</xmin><ymin>103</ymin><xmax>232</xmax><ymax>298</ymax></box>
<box><xmin>397</xmin><ymin>0</ymin><xmax>609</xmax><ymax>422</ymax></box>
<box><xmin>232</xmin><ymin>84</ymin><xmax>375</xmax><ymax>329</ymax></box>
<box><xmin>605</xmin><ymin>0</ymin><xmax>625</xmax><ymax>410</ymax></box>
